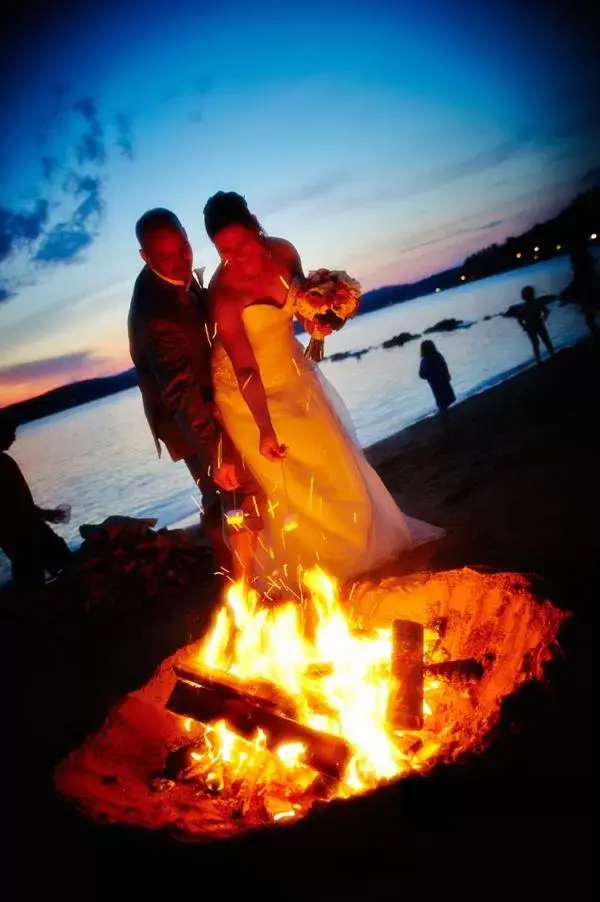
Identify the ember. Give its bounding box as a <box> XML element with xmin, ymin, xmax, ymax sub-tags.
<box><xmin>55</xmin><ymin>567</ymin><xmax>567</xmax><ymax>840</ymax></box>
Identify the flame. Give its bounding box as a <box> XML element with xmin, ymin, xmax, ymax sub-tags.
<box><xmin>54</xmin><ymin>566</ymin><xmax>567</xmax><ymax>837</ymax></box>
<box><xmin>179</xmin><ymin>568</ymin><xmax>454</xmax><ymax>815</ymax></box>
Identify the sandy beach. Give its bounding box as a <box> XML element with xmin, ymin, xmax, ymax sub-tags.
<box><xmin>6</xmin><ymin>338</ymin><xmax>598</xmax><ymax>888</ymax></box>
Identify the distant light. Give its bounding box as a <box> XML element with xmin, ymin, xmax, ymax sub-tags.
<box><xmin>556</xmin><ymin>244</ymin><xmax>561</xmax><ymax>251</ymax></box>
<box><xmin>516</xmin><ymin>252</ymin><xmax>522</xmax><ymax>259</ymax></box>
<box><xmin>591</xmin><ymin>233</ymin><xmax>597</xmax><ymax>240</ymax></box>
<box><xmin>534</xmin><ymin>254</ymin><xmax>539</xmax><ymax>260</ymax></box>
<box><xmin>435</xmin><ymin>287</ymin><xmax>441</xmax><ymax>293</ymax></box>
<box><xmin>534</xmin><ymin>246</ymin><xmax>540</xmax><ymax>252</ymax></box>
<box><xmin>460</xmin><ymin>274</ymin><xmax>466</xmax><ymax>281</ymax></box>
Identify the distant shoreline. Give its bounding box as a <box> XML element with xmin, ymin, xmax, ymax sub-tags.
<box><xmin>2</xmin><ymin>184</ymin><xmax>598</xmax><ymax>426</ymax></box>
<box><xmin>0</xmin><ymin>260</ymin><xmax>565</xmax><ymax>428</ymax></box>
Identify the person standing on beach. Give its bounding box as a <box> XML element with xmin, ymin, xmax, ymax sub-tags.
<box><xmin>0</xmin><ymin>410</ymin><xmax>71</xmax><ymax>597</ymax></box>
<box><xmin>128</xmin><ymin>208</ymin><xmax>265</xmax><ymax>584</ymax></box>
<box><xmin>419</xmin><ymin>340</ymin><xmax>456</xmax><ymax>413</ymax></box>
<box><xmin>516</xmin><ymin>285</ymin><xmax>555</xmax><ymax>364</ymax></box>
<box><xmin>565</xmin><ymin>242</ymin><xmax>600</xmax><ymax>339</ymax></box>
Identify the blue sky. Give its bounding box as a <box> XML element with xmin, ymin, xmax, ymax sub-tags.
<box><xmin>1</xmin><ymin>0</ymin><xmax>598</xmax><ymax>404</ymax></box>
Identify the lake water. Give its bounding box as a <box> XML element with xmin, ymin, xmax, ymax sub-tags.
<box><xmin>1</xmin><ymin>253</ymin><xmax>595</xmax><ymax>584</ymax></box>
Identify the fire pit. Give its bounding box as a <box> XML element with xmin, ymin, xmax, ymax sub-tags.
<box><xmin>55</xmin><ymin>567</ymin><xmax>567</xmax><ymax>840</ymax></box>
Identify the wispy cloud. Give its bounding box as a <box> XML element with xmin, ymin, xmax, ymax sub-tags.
<box><xmin>74</xmin><ymin>97</ymin><xmax>107</xmax><ymax>165</ymax></box>
<box><xmin>0</xmin><ymin>350</ymin><xmax>94</xmax><ymax>389</ymax></box>
<box><xmin>35</xmin><ymin>174</ymin><xmax>104</xmax><ymax>264</ymax></box>
<box><xmin>0</xmin><ymin>347</ymin><xmax>122</xmax><ymax>405</ymax></box>
<box><xmin>398</xmin><ymin>217</ymin><xmax>509</xmax><ymax>256</ymax></box>
<box><xmin>115</xmin><ymin>114</ymin><xmax>134</xmax><ymax>160</ymax></box>
<box><xmin>388</xmin><ymin>137</ymin><xmax>530</xmax><ymax>204</ymax></box>
<box><xmin>262</xmin><ymin>172</ymin><xmax>355</xmax><ymax>216</ymax></box>
<box><xmin>0</xmin><ymin>84</ymin><xmax>134</xmax><ymax>299</ymax></box>
<box><xmin>0</xmin><ymin>199</ymin><xmax>50</xmax><ymax>264</ymax></box>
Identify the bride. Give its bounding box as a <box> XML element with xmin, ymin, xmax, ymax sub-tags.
<box><xmin>204</xmin><ymin>191</ymin><xmax>442</xmax><ymax>587</ymax></box>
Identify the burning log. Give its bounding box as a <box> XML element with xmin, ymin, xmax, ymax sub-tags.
<box><xmin>173</xmin><ymin>664</ymin><xmax>299</xmax><ymax>718</ymax></box>
<box><xmin>166</xmin><ymin>668</ymin><xmax>351</xmax><ymax>780</ymax></box>
<box><xmin>388</xmin><ymin>619</ymin><xmax>424</xmax><ymax>731</ymax></box>
<box><xmin>424</xmin><ymin>658</ymin><xmax>484</xmax><ymax>683</ymax></box>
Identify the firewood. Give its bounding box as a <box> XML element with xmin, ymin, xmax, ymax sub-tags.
<box><xmin>166</xmin><ymin>674</ymin><xmax>351</xmax><ymax>780</ymax></box>
<box><xmin>173</xmin><ymin>665</ymin><xmax>299</xmax><ymax>719</ymax></box>
<box><xmin>424</xmin><ymin>658</ymin><xmax>484</xmax><ymax>682</ymax></box>
<box><xmin>387</xmin><ymin>619</ymin><xmax>424</xmax><ymax>731</ymax></box>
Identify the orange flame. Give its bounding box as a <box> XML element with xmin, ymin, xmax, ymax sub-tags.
<box><xmin>54</xmin><ymin>567</ymin><xmax>567</xmax><ymax>837</ymax></box>
<box><xmin>174</xmin><ymin>566</ymin><xmax>564</xmax><ymax>820</ymax></box>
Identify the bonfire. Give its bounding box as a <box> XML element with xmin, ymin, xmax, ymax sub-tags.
<box><xmin>55</xmin><ymin>566</ymin><xmax>566</xmax><ymax>839</ymax></box>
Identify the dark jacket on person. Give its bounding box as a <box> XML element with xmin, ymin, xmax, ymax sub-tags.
<box><xmin>0</xmin><ymin>450</ymin><xmax>70</xmax><ymax>579</ymax></box>
<box><xmin>128</xmin><ymin>266</ymin><xmax>228</xmax><ymax>464</ymax></box>
<box><xmin>419</xmin><ymin>351</ymin><xmax>456</xmax><ymax>410</ymax></box>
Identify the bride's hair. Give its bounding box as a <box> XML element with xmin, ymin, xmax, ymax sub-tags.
<box><xmin>203</xmin><ymin>191</ymin><xmax>262</xmax><ymax>240</ymax></box>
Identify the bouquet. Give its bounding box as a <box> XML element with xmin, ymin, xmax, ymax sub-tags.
<box><xmin>290</xmin><ymin>269</ymin><xmax>362</xmax><ymax>361</ymax></box>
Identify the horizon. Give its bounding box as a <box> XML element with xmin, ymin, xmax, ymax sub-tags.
<box><xmin>1</xmin><ymin>0</ymin><xmax>598</xmax><ymax>405</ymax></box>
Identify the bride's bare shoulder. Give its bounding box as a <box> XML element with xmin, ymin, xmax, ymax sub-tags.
<box><xmin>268</xmin><ymin>236</ymin><xmax>300</xmax><ymax>262</ymax></box>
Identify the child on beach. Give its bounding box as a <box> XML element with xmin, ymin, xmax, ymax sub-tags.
<box><xmin>517</xmin><ymin>285</ymin><xmax>555</xmax><ymax>363</ymax></box>
<box><xmin>419</xmin><ymin>340</ymin><xmax>456</xmax><ymax>413</ymax></box>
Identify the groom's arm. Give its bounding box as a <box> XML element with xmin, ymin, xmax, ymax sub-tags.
<box><xmin>146</xmin><ymin>318</ymin><xmax>217</xmax><ymax>467</ymax></box>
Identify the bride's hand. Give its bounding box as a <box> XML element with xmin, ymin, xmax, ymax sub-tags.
<box><xmin>306</xmin><ymin>318</ymin><xmax>333</xmax><ymax>337</ymax></box>
<box><xmin>259</xmin><ymin>429</ymin><xmax>287</xmax><ymax>461</ymax></box>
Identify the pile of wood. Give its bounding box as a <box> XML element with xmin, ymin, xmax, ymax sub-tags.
<box><xmin>66</xmin><ymin>516</ymin><xmax>212</xmax><ymax>616</ymax></box>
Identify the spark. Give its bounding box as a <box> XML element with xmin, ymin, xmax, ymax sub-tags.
<box><xmin>257</xmin><ymin>535</ymin><xmax>270</xmax><ymax>554</ymax></box>
<box><xmin>308</xmin><ymin>476</ymin><xmax>314</xmax><ymax>511</ymax></box>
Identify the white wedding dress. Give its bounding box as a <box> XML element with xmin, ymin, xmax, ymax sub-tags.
<box><xmin>212</xmin><ymin>289</ymin><xmax>443</xmax><ymax>586</ymax></box>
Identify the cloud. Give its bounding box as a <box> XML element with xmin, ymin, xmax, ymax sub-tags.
<box><xmin>115</xmin><ymin>114</ymin><xmax>134</xmax><ymax>160</ymax></box>
<box><xmin>74</xmin><ymin>97</ymin><xmax>107</xmax><ymax>165</ymax></box>
<box><xmin>41</xmin><ymin>156</ymin><xmax>59</xmax><ymax>181</ymax></box>
<box><xmin>0</xmin><ymin>351</ymin><xmax>93</xmax><ymax>385</ymax></box>
<box><xmin>397</xmin><ymin>138</ymin><xmax>528</xmax><ymax>202</ymax></box>
<box><xmin>1</xmin><ymin>86</ymin><xmax>134</xmax><ymax>299</ymax></box>
<box><xmin>400</xmin><ymin>217</ymin><xmax>508</xmax><ymax>255</ymax></box>
<box><xmin>34</xmin><ymin>174</ymin><xmax>104</xmax><ymax>264</ymax></box>
<box><xmin>0</xmin><ymin>199</ymin><xmax>50</xmax><ymax>263</ymax></box>
<box><xmin>262</xmin><ymin>172</ymin><xmax>355</xmax><ymax>216</ymax></box>
<box><xmin>34</xmin><ymin>224</ymin><xmax>94</xmax><ymax>264</ymax></box>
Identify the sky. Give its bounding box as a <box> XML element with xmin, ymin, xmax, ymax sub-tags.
<box><xmin>1</xmin><ymin>0</ymin><xmax>598</xmax><ymax>405</ymax></box>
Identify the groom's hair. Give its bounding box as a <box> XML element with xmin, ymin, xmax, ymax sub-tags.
<box><xmin>203</xmin><ymin>191</ymin><xmax>259</xmax><ymax>240</ymax></box>
<box><xmin>135</xmin><ymin>208</ymin><xmax>183</xmax><ymax>248</ymax></box>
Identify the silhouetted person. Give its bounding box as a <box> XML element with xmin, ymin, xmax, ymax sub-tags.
<box><xmin>566</xmin><ymin>242</ymin><xmax>600</xmax><ymax>339</ymax></box>
<box><xmin>517</xmin><ymin>285</ymin><xmax>555</xmax><ymax>363</ymax></box>
<box><xmin>0</xmin><ymin>411</ymin><xmax>71</xmax><ymax>596</ymax></box>
<box><xmin>419</xmin><ymin>340</ymin><xmax>456</xmax><ymax>413</ymax></box>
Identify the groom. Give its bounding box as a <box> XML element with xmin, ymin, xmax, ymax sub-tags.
<box><xmin>128</xmin><ymin>207</ymin><xmax>264</xmax><ymax>582</ymax></box>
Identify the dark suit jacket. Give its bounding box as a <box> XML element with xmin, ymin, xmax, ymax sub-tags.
<box><xmin>128</xmin><ymin>266</ymin><xmax>224</xmax><ymax>463</ymax></box>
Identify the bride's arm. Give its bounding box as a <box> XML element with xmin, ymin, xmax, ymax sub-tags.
<box><xmin>213</xmin><ymin>290</ymin><xmax>276</xmax><ymax>441</ymax></box>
